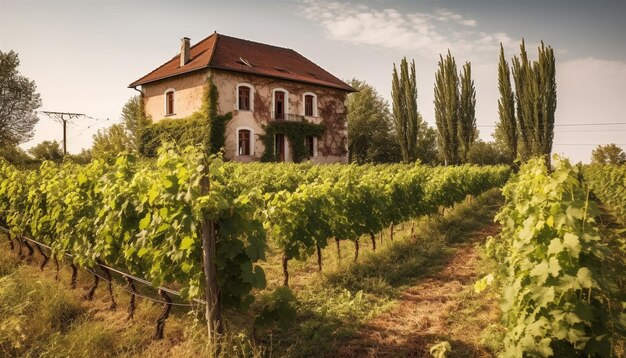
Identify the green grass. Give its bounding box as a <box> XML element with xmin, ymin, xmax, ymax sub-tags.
<box><xmin>0</xmin><ymin>188</ymin><xmax>504</xmax><ymax>357</ymax></box>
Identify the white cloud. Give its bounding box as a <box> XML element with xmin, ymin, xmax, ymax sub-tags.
<box><xmin>299</xmin><ymin>0</ymin><xmax>510</xmax><ymax>56</ymax></box>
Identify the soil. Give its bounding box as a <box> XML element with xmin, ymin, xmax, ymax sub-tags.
<box><xmin>336</xmin><ymin>223</ymin><xmax>501</xmax><ymax>358</ymax></box>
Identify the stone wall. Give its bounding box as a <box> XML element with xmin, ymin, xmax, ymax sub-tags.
<box><xmin>140</xmin><ymin>69</ymin><xmax>348</xmax><ymax>163</ymax></box>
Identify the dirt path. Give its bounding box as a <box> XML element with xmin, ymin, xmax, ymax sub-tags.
<box><xmin>336</xmin><ymin>223</ymin><xmax>501</xmax><ymax>358</ymax></box>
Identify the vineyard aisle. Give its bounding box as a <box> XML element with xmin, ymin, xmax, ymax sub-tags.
<box><xmin>337</xmin><ymin>209</ymin><xmax>502</xmax><ymax>357</ymax></box>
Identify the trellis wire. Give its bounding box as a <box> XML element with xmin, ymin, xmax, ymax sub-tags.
<box><xmin>0</xmin><ymin>225</ymin><xmax>205</xmax><ymax>307</ymax></box>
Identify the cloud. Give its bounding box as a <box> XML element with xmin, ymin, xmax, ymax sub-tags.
<box><xmin>299</xmin><ymin>0</ymin><xmax>511</xmax><ymax>56</ymax></box>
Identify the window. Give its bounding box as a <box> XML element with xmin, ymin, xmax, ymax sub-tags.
<box><xmin>305</xmin><ymin>95</ymin><xmax>314</xmax><ymax>116</ymax></box>
<box><xmin>238</xmin><ymin>129</ymin><xmax>251</xmax><ymax>155</ymax></box>
<box><xmin>237</xmin><ymin>84</ymin><xmax>254</xmax><ymax>111</ymax></box>
<box><xmin>272</xmin><ymin>88</ymin><xmax>289</xmax><ymax>120</ymax></box>
<box><xmin>302</xmin><ymin>92</ymin><xmax>317</xmax><ymax>117</ymax></box>
<box><xmin>275</xmin><ymin>91</ymin><xmax>285</xmax><ymax>119</ymax></box>
<box><xmin>165</xmin><ymin>90</ymin><xmax>175</xmax><ymax>115</ymax></box>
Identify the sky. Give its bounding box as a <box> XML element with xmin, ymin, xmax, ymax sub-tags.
<box><xmin>2</xmin><ymin>0</ymin><xmax>626</xmax><ymax>163</ymax></box>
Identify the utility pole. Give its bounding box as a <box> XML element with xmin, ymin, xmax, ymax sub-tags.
<box><xmin>41</xmin><ymin>111</ymin><xmax>84</xmax><ymax>155</ymax></box>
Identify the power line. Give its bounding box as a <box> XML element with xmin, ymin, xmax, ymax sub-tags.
<box><xmin>556</xmin><ymin>129</ymin><xmax>626</xmax><ymax>133</ymax></box>
<box><xmin>553</xmin><ymin>143</ymin><xmax>626</xmax><ymax>146</ymax></box>
<box><xmin>477</xmin><ymin>122</ymin><xmax>626</xmax><ymax>128</ymax></box>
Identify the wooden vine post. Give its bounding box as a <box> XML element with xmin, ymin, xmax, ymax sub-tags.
<box><xmin>199</xmin><ymin>170</ymin><xmax>223</xmax><ymax>347</ymax></box>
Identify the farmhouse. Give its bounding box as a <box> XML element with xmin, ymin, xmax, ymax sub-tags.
<box><xmin>129</xmin><ymin>32</ymin><xmax>354</xmax><ymax>163</ymax></box>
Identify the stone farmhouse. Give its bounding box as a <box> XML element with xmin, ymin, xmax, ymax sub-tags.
<box><xmin>129</xmin><ymin>32</ymin><xmax>355</xmax><ymax>163</ymax></box>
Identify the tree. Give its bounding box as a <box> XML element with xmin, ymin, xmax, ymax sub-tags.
<box><xmin>66</xmin><ymin>148</ymin><xmax>93</xmax><ymax>164</ymax></box>
<box><xmin>591</xmin><ymin>144</ymin><xmax>626</xmax><ymax>165</ymax></box>
<box><xmin>91</xmin><ymin>124</ymin><xmax>132</xmax><ymax>159</ymax></box>
<box><xmin>391</xmin><ymin>58</ymin><xmax>422</xmax><ymax>162</ymax></box>
<box><xmin>512</xmin><ymin>40</ymin><xmax>556</xmax><ymax>164</ymax></box>
<box><xmin>121</xmin><ymin>96</ymin><xmax>150</xmax><ymax>153</ymax></box>
<box><xmin>28</xmin><ymin>140</ymin><xmax>63</xmax><ymax>162</ymax></box>
<box><xmin>347</xmin><ymin>79</ymin><xmax>400</xmax><ymax>163</ymax></box>
<box><xmin>0</xmin><ymin>144</ymin><xmax>36</xmax><ymax>166</ymax></box>
<box><xmin>416</xmin><ymin>121</ymin><xmax>439</xmax><ymax>165</ymax></box>
<box><xmin>495</xmin><ymin>43</ymin><xmax>517</xmax><ymax>161</ymax></box>
<box><xmin>434</xmin><ymin>51</ymin><xmax>460</xmax><ymax>165</ymax></box>
<box><xmin>458</xmin><ymin>62</ymin><xmax>477</xmax><ymax>162</ymax></box>
<box><xmin>467</xmin><ymin>140</ymin><xmax>510</xmax><ymax>165</ymax></box>
<box><xmin>0</xmin><ymin>50</ymin><xmax>42</xmax><ymax>145</ymax></box>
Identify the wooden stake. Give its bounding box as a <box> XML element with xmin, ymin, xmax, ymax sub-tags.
<box><xmin>200</xmin><ymin>173</ymin><xmax>223</xmax><ymax>346</ymax></box>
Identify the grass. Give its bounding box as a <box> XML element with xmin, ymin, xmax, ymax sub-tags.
<box><xmin>0</xmin><ymin>188</ymin><xmax>504</xmax><ymax>357</ymax></box>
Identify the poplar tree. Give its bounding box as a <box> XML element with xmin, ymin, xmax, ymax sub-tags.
<box><xmin>535</xmin><ymin>41</ymin><xmax>557</xmax><ymax>163</ymax></box>
<box><xmin>434</xmin><ymin>51</ymin><xmax>460</xmax><ymax>165</ymax></box>
<box><xmin>458</xmin><ymin>62</ymin><xmax>477</xmax><ymax>162</ymax></box>
<box><xmin>495</xmin><ymin>44</ymin><xmax>517</xmax><ymax>161</ymax></box>
<box><xmin>391</xmin><ymin>57</ymin><xmax>421</xmax><ymax>162</ymax></box>
<box><xmin>512</xmin><ymin>40</ymin><xmax>556</xmax><ymax>164</ymax></box>
<box><xmin>512</xmin><ymin>40</ymin><xmax>533</xmax><ymax>160</ymax></box>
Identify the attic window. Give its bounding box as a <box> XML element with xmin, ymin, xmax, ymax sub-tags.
<box><xmin>307</xmin><ymin>72</ymin><xmax>319</xmax><ymax>78</ymax></box>
<box><xmin>237</xmin><ymin>57</ymin><xmax>252</xmax><ymax>67</ymax></box>
<box><xmin>274</xmin><ymin>67</ymin><xmax>289</xmax><ymax>73</ymax></box>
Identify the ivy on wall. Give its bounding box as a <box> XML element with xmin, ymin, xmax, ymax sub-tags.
<box><xmin>260</xmin><ymin>121</ymin><xmax>325</xmax><ymax>163</ymax></box>
<box><xmin>139</xmin><ymin>76</ymin><xmax>231</xmax><ymax>157</ymax></box>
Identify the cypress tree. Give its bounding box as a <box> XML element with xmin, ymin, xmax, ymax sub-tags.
<box><xmin>434</xmin><ymin>50</ymin><xmax>460</xmax><ymax>165</ymax></box>
<box><xmin>458</xmin><ymin>62</ymin><xmax>477</xmax><ymax>162</ymax></box>
<box><xmin>391</xmin><ymin>57</ymin><xmax>421</xmax><ymax>162</ymax></box>
<box><xmin>495</xmin><ymin>44</ymin><xmax>517</xmax><ymax>161</ymax></box>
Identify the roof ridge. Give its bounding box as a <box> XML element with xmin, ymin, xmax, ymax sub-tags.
<box><xmin>128</xmin><ymin>32</ymin><xmax>216</xmax><ymax>88</ymax></box>
<box><xmin>217</xmin><ymin>33</ymin><xmax>298</xmax><ymax>53</ymax></box>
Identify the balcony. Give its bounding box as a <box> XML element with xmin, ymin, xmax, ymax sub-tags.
<box><xmin>271</xmin><ymin>112</ymin><xmax>313</xmax><ymax>122</ymax></box>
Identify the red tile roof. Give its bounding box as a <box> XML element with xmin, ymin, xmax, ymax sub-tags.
<box><xmin>128</xmin><ymin>32</ymin><xmax>355</xmax><ymax>92</ymax></box>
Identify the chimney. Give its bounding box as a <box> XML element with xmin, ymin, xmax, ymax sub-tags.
<box><xmin>180</xmin><ymin>37</ymin><xmax>190</xmax><ymax>67</ymax></box>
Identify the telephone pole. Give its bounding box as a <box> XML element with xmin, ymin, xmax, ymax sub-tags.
<box><xmin>41</xmin><ymin>111</ymin><xmax>85</xmax><ymax>155</ymax></box>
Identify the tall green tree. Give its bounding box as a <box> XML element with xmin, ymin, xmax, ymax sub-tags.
<box><xmin>416</xmin><ymin>121</ymin><xmax>439</xmax><ymax>165</ymax></box>
<box><xmin>512</xmin><ymin>40</ymin><xmax>556</xmax><ymax>164</ymax></box>
<box><xmin>591</xmin><ymin>144</ymin><xmax>626</xmax><ymax>165</ymax></box>
<box><xmin>347</xmin><ymin>79</ymin><xmax>400</xmax><ymax>163</ymax></box>
<box><xmin>0</xmin><ymin>50</ymin><xmax>42</xmax><ymax>146</ymax></box>
<box><xmin>467</xmin><ymin>140</ymin><xmax>510</xmax><ymax>165</ymax></box>
<box><xmin>535</xmin><ymin>41</ymin><xmax>557</xmax><ymax>163</ymax></box>
<box><xmin>496</xmin><ymin>44</ymin><xmax>517</xmax><ymax>161</ymax></box>
<box><xmin>458</xmin><ymin>62</ymin><xmax>477</xmax><ymax>162</ymax></box>
<box><xmin>91</xmin><ymin>124</ymin><xmax>132</xmax><ymax>159</ymax></box>
<box><xmin>28</xmin><ymin>140</ymin><xmax>63</xmax><ymax>162</ymax></box>
<box><xmin>391</xmin><ymin>57</ymin><xmax>422</xmax><ymax>162</ymax></box>
<box><xmin>434</xmin><ymin>51</ymin><xmax>460</xmax><ymax>165</ymax></box>
<box><xmin>121</xmin><ymin>95</ymin><xmax>150</xmax><ymax>153</ymax></box>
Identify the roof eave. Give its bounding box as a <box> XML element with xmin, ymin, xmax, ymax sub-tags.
<box><xmin>128</xmin><ymin>66</ymin><xmax>211</xmax><ymax>88</ymax></box>
<box><xmin>209</xmin><ymin>65</ymin><xmax>355</xmax><ymax>92</ymax></box>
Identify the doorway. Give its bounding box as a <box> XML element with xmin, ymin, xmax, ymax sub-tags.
<box><xmin>275</xmin><ymin>134</ymin><xmax>285</xmax><ymax>162</ymax></box>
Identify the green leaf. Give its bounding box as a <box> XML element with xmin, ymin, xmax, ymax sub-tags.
<box><xmin>180</xmin><ymin>236</ymin><xmax>194</xmax><ymax>251</ymax></box>
<box><xmin>139</xmin><ymin>213</ymin><xmax>151</xmax><ymax>230</ymax></box>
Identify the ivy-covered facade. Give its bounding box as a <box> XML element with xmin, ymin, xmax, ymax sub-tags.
<box><xmin>129</xmin><ymin>32</ymin><xmax>354</xmax><ymax>163</ymax></box>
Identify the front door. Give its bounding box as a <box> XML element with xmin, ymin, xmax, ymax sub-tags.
<box><xmin>275</xmin><ymin>134</ymin><xmax>285</xmax><ymax>162</ymax></box>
